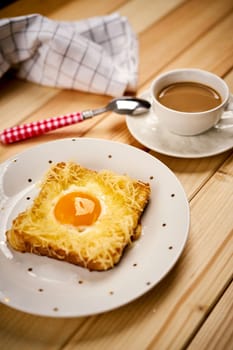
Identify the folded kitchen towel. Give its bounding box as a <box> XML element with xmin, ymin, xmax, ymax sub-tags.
<box><xmin>0</xmin><ymin>13</ymin><xmax>138</xmax><ymax>96</ymax></box>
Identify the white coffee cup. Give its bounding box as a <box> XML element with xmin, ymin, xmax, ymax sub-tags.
<box><xmin>151</xmin><ymin>68</ymin><xmax>233</xmax><ymax>136</ymax></box>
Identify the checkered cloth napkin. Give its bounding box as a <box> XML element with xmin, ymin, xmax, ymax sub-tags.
<box><xmin>0</xmin><ymin>13</ymin><xmax>138</xmax><ymax>96</ymax></box>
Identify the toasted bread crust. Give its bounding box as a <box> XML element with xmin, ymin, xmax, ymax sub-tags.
<box><xmin>7</xmin><ymin>225</ymin><xmax>127</xmax><ymax>271</ymax></box>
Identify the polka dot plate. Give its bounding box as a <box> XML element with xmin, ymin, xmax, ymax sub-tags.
<box><xmin>0</xmin><ymin>138</ymin><xmax>189</xmax><ymax>317</ymax></box>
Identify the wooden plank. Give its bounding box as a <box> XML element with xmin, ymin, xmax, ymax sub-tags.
<box><xmin>116</xmin><ymin>0</ymin><xmax>186</xmax><ymax>33</ymax></box>
<box><xmin>0</xmin><ymin>0</ymin><xmax>126</xmax><ymax>18</ymax></box>
<box><xmin>0</xmin><ymin>303</ymin><xmax>87</xmax><ymax>350</ymax></box>
<box><xmin>163</xmin><ymin>12</ymin><xmax>233</xmax><ymax>76</ymax></box>
<box><xmin>147</xmin><ymin>155</ymin><xmax>233</xmax><ymax>350</ymax></box>
<box><xmin>0</xmin><ymin>0</ymin><xmax>66</xmax><ymax>18</ymax></box>
<box><xmin>151</xmin><ymin>151</ymin><xmax>232</xmax><ymax>200</ymax></box>
<box><xmin>0</xmin><ymin>75</ymin><xmax>58</xmax><ymax>130</ymax></box>
<box><xmin>49</xmin><ymin>0</ymin><xmax>128</xmax><ymax>20</ymax></box>
<box><xmin>187</xmin><ymin>278</ymin><xmax>233</xmax><ymax>349</ymax></box>
<box><xmin>139</xmin><ymin>0</ymin><xmax>233</xmax><ymax>84</ymax></box>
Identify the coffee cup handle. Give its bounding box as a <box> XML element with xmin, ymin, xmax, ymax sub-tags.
<box><xmin>215</xmin><ymin>96</ymin><xmax>233</xmax><ymax>130</ymax></box>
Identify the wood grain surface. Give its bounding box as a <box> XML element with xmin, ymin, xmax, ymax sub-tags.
<box><xmin>0</xmin><ymin>1</ymin><xmax>232</xmax><ymax>349</ymax></box>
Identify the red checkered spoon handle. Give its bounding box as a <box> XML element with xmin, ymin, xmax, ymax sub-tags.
<box><xmin>0</xmin><ymin>112</ymin><xmax>85</xmax><ymax>144</ymax></box>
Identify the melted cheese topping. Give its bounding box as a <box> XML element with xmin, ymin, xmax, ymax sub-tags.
<box><xmin>7</xmin><ymin>162</ymin><xmax>150</xmax><ymax>270</ymax></box>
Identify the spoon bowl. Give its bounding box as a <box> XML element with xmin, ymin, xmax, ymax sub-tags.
<box><xmin>106</xmin><ymin>97</ymin><xmax>151</xmax><ymax>115</ymax></box>
<box><xmin>82</xmin><ymin>97</ymin><xmax>151</xmax><ymax>118</ymax></box>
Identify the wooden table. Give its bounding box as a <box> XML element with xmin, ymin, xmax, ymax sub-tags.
<box><xmin>0</xmin><ymin>1</ymin><xmax>233</xmax><ymax>349</ymax></box>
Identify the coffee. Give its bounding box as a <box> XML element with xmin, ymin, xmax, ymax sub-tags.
<box><xmin>157</xmin><ymin>82</ymin><xmax>222</xmax><ymax>112</ymax></box>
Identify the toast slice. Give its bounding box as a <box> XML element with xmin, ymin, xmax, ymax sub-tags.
<box><xmin>6</xmin><ymin>162</ymin><xmax>150</xmax><ymax>271</ymax></box>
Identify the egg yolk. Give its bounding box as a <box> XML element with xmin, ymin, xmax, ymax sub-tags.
<box><xmin>54</xmin><ymin>192</ymin><xmax>101</xmax><ymax>227</ymax></box>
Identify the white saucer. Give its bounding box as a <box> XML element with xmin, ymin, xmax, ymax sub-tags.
<box><xmin>126</xmin><ymin>91</ymin><xmax>233</xmax><ymax>158</ymax></box>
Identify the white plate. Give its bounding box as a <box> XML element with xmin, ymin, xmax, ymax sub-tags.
<box><xmin>0</xmin><ymin>138</ymin><xmax>189</xmax><ymax>317</ymax></box>
<box><xmin>126</xmin><ymin>91</ymin><xmax>233</xmax><ymax>158</ymax></box>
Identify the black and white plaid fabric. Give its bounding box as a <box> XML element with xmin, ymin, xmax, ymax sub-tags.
<box><xmin>0</xmin><ymin>13</ymin><xmax>138</xmax><ymax>96</ymax></box>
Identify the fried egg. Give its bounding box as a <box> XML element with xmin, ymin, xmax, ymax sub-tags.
<box><xmin>6</xmin><ymin>162</ymin><xmax>151</xmax><ymax>270</ymax></box>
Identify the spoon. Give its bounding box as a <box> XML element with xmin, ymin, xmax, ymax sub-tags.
<box><xmin>0</xmin><ymin>97</ymin><xmax>151</xmax><ymax>144</ymax></box>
